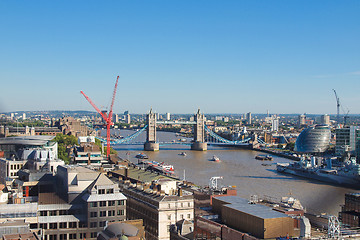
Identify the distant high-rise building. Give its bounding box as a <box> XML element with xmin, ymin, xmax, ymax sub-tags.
<box><xmin>114</xmin><ymin>114</ymin><xmax>119</xmax><ymax>123</ymax></box>
<box><xmin>336</xmin><ymin>126</ymin><xmax>360</xmax><ymax>157</ymax></box>
<box><xmin>298</xmin><ymin>114</ymin><xmax>306</xmax><ymax>127</ymax></box>
<box><xmin>246</xmin><ymin>112</ymin><xmax>252</xmax><ymax>125</ymax></box>
<box><xmin>271</xmin><ymin>118</ymin><xmax>279</xmax><ymax>132</ymax></box>
<box><xmin>166</xmin><ymin>112</ymin><xmax>171</xmax><ymax>121</ymax></box>
<box><xmin>22</xmin><ymin>113</ymin><xmax>26</xmax><ymax>120</ymax></box>
<box><xmin>215</xmin><ymin>116</ymin><xmax>223</xmax><ymax>121</ymax></box>
<box><xmin>320</xmin><ymin>114</ymin><xmax>330</xmax><ymax>125</ymax></box>
<box><xmin>126</xmin><ymin>114</ymin><xmax>131</xmax><ymax>124</ymax></box>
<box><xmin>10</xmin><ymin>113</ymin><xmax>14</xmax><ymax>120</ymax></box>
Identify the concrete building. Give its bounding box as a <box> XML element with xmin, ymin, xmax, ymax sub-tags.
<box><xmin>56</xmin><ymin>117</ymin><xmax>91</xmax><ymax>137</ymax></box>
<box><xmin>339</xmin><ymin>193</ymin><xmax>360</xmax><ymax>227</ymax></box>
<box><xmin>271</xmin><ymin>118</ymin><xmax>279</xmax><ymax>132</ymax></box>
<box><xmin>73</xmin><ymin>136</ymin><xmax>105</xmax><ymax>167</ymax></box>
<box><xmin>126</xmin><ymin>114</ymin><xmax>131</xmax><ymax>124</ymax></box>
<box><xmin>335</xmin><ymin>126</ymin><xmax>360</xmax><ymax>157</ymax></box>
<box><xmin>38</xmin><ymin>165</ymin><xmax>127</xmax><ymax>240</ymax></box>
<box><xmin>246</xmin><ymin>112</ymin><xmax>252</xmax><ymax>125</ymax></box>
<box><xmin>0</xmin><ymin>136</ymin><xmax>64</xmax><ymax>184</ymax></box>
<box><xmin>111</xmin><ymin>168</ymin><xmax>194</xmax><ymax>240</ymax></box>
<box><xmin>166</xmin><ymin>113</ymin><xmax>171</xmax><ymax>121</ymax></box>
<box><xmin>298</xmin><ymin>114</ymin><xmax>306</xmax><ymax>127</ymax></box>
<box><xmin>210</xmin><ymin>196</ymin><xmax>298</xmax><ymax>239</ymax></box>
<box><xmin>320</xmin><ymin>114</ymin><xmax>330</xmax><ymax>125</ymax></box>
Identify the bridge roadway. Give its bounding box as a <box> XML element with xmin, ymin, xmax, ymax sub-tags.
<box><xmin>107</xmin><ymin>140</ymin><xmax>251</xmax><ymax>148</ymax></box>
<box><xmin>156</xmin><ymin>121</ymin><xmax>196</xmax><ymax>125</ymax></box>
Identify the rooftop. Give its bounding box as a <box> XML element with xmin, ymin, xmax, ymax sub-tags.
<box><xmin>214</xmin><ymin>196</ymin><xmax>289</xmax><ymax>219</ymax></box>
<box><xmin>0</xmin><ymin>136</ymin><xmax>55</xmax><ymax>146</ymax></box>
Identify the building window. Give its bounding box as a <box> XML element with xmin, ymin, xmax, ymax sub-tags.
<box><xmin>40</xmin><ymin>223</ymin><xmax>47</xmax><ymax>229</ymax></box>
<box><xmin>90</xmin><ymin>212</ymin><xmax>97</xmax><ymax>218</ymax></box>
<box><xmin>59</xmin><ymin>234</ymin><xmax>67</xmax><ymax>240</ymax></box>
<box><xmin>117</xmin><ymin>209</ymin><xmax>124</xmax><ymax>216</ymax></box>
<box><xmin>49</xmin><ymin>235</ymin><xmax>57</xmax><ymax>240</ymax></box>
<box><xmin>106</xmin><ymin>189</ymin><xmax>114</xmax><ymax>194</ymax></box>
<box><xmin>99</xmin><ymin>221</ymin><xmax>106</xmax><ymax>227</ymax></box>
<box><xmin>69</xmin><ymin>222</ymin><xmax>77</xmax><ymax>228</ymax></box>
<box><xmin>100</xmin><ymin>211</ymin><xmax>106</xmax><ymax>217</ymax></box>
<box><xmin>90</xmin><ymin>222</ymin><xmax>97</xmax><ymax>228</ymax></box>
<box><xmin>117</xmin><ymin>200</ymin><xmax>124</xmax><ymax>205</ymax></box>
<box><xmin>49</xmin><ymin>223</ymin><xmax>57</xmax><ymax>229</ymax></box>
<box><xmin>59</xmin><ymin>222</ymin><xmax>67</xmax><ymax>229</ymax></box>
<box><xmin>180</xmin><ymin>214</ymin><xmax>184</xmax><ymax>219</ymax></box>
<box><xmin>181</xmin><ymin>203</ymin><xmax>183</xmax><ymax>207</ymax></box>
<box><xmin>49</xmin><ymin>210</ymin><xmax>57</xmax><ymax>216</ymax></box>
<box><xmin>167</xmin><ymin>214</ymin><xmax>171</xmax><ymax>220</ymax></box>
<box><xmin>59</xmin><ymin>210</ymin><xmax>67</xmax><ymax>215</ymax></box>
<box><xmin>168</xmin><ymin>203</ymin><xmax>171</xmax><ymax>208</ymax></box>
<box><xmin>188</xmin><ymin>202</ymin><xmax>191</xmax><ymax>207</ymax></box>
<box><xmin>108</xmin><ymin>210</ymin><xmax>115</xmax><ymax>216</ymax></box>
<box><xmin>79</xmin><ymin>233</ymin><xmax>86</xmax><ymax>239</ymax></box>
<box><xmin>108</xmin><ymin>200</ymin><xmax>115</xmax><ymax>206</ymax></box>
<box><xmin>91</xmin><ymin>232</ymin><xmax>97</xmax><ymax>238</ymax></box>
<box><xmin>69</xmin><ymin>234</ymin><xmax>76</xmax><ymax>239</ymax></box>
<box><xmin>100</xmin><ymin>201</ymin><xmax>106</xmax><ymax>207</ymax></box>
<box><xmin>187</xmin><ymin>214</ymin><xmax>191</xmax><ymax>219</ymax></box>
<box><xmin>90</xmin><ymin>202</ymin><xmax>98</xmax><ymax>207</ymax></box>
<box><xmin>98</xmin><ymin>189</ymin><xmax>105</xmax><ymax>194</ymax></box>
<box><xmin>40</xmin><ymin>211</ymin><xmax>47</xmax><ymax>216</ymax></box>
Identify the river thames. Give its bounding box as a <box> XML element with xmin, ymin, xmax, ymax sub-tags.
<box><xmin>107</xmin><ymin>129</ymin><xmax>357</xmax><ymax>216</ymax></box>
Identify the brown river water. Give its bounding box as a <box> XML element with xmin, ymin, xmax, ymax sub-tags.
<box><xmin>106</xmin><ymin>129</ymin><xmax>358</xmax><ymax>216</ymax></box>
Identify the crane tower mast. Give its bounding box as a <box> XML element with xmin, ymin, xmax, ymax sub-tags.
<box><xmin>333</xmin><ymin>89</ymin><xmax>340</xmax><ymax>125</ymax></box>
<box><xmin>81</xmin><ymin>76</ymin><xmax>119</xmax><ymax>158</ymax></box>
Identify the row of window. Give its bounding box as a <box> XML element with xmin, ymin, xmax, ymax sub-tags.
<box><xmin>40</xmin><ymin>209</ymin><xmax>71</xmax><ymax>217</ymax></box>
<box><xmin>10</xmin><ymin>164</ymin><xmax>23</xmax><ymax>170</ymax></box>
<box><xmin>89</xmin><ymin>221</ymin><xmax>107</xmax><ymax>228</ymax></box>
<box><xmin>167</xmin><ymin>213</ymin><xmax>191</xmax><ymax>220</ymax></box>
<box><xmin>46</xmin><ymin>232</ymin><xmax>97</xmax><ymax>240</ymax></box>
<box><xmin>90</xmin><ymin>200</ymin><xmax>124</xmax><ymax>207</ymax></box>
<box><xmin>167</xmin><ymin>202</ymin><xmax>192</xmax><ymax>208</ymax></box>
<box><xmin>39</xmin><ymin>222</ymin><xmax>81</xmax><ymax>229</ymax></box>
<box><xmin>90</xmin><ymin>209</ymin><xmax>124</xmax><ymax>218</ymax></box>
<box><xmin>98</xmin><ymin>188</ymin><xmax>114</xmax><ymax>194</ymax></box>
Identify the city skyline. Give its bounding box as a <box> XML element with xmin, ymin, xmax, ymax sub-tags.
<box><xmin>0</xmin><ymin>1</ymin><xmax>359</xmax><ymax>114</ymax></box>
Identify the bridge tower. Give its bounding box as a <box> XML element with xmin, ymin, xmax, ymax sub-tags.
<box><xmin>144</xmin><ymin>108</ymin><xmax>159</xmax><ymax>151</ymax></box>
<box><xmin>191</xmin><ymin>109</ymin><xmax>207</xmax><ymax>151</ymax></box>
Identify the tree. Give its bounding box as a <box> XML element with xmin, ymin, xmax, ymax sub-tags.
<box><xmin>52</xmin><ymin>133</ymin><xmax>78</xmax><ymax>164</ymax></box>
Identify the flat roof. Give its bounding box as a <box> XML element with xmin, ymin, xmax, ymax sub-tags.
<box><xmin>0</xmin><ymin>136</ymin><xmax>55</xmax><ymax>146</ymax></box>
<box><xmin>214</xmin><ymin>196</ymin><xmax>289</xmax><ymax>219</ymax></box>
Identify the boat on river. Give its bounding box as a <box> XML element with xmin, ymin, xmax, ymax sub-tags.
<box><xmin>135</xmin><ymin>153</ymin><xmax>148</xmax><ymax>159</ymax></box>
<box><xmin>211</xmin><ymin>155</ymin><xmax>220</xmax><ymax>162</ymax></box>
<box><xmin>255</xmin><ymin>155</ymin><xmax>273</xmax><ymax>161</ymax></box>
<box><xmin>179</xmin><ymin>152</ymin><xmax>187</xmax><ymax>157</ymax></box>
<box><xmin>277</xmin><ymin>156</ymin><xmax>360</xmax><ymax>189</ymax></box>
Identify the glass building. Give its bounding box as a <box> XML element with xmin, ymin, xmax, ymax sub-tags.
<box><xmin>294</xmin><ymin>125</ymin><xmax>331</xmax><ymax>153</ymax></box>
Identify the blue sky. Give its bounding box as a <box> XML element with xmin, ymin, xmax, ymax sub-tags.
<box><xmin>0</xmin><ymin>1</ymin><xmax>359</xmax><ymax>114</ymax></box>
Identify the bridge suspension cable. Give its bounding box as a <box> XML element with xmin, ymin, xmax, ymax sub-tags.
<box><xmin>204</xmin><ymin>125</ymin><xmax>251</xmax><ymax>144</ymax></box>
<box><xmin>97</xmin><ymin>125</ymin><xmax>148</xmax><ymax>145</ymax></box>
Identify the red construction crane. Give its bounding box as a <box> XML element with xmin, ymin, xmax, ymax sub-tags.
<box><xmin>80</xmin><ymin>76</ymin><xmax>119</xmax><ymax>158</ymax></box>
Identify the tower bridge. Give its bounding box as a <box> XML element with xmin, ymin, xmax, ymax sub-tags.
<box><xmin>144</xmin><ymin>109</ymin><xmax>207</xmax><ymax>151</ymax></box>
<box><xmin>97</xmin><ymin>109</ymin><xmax>255</xmax><ymax>151</ymax></box>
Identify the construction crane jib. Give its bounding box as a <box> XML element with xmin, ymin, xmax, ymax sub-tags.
<box><xmin>80</xmin><ymin>76</ymin><xmax>119</xmax><ymax>158</ymax></box>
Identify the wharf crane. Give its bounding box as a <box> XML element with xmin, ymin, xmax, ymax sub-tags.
<box><xmin>80</xmin><ymin>76</ymin><xmax>119</xmax><ymax>158</ymax></box>
<box><xmin>332</xmin><ymin>89</ymin><xmax>340</xmax><ymax>125</ymax></box>
<box><xmin>332</xmin><ymin>89</ymin><xmax>350</xmax><ymax>126</ymax></box>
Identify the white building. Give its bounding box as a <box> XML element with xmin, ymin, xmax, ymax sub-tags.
<box><xmin>166</xmin><ymin>113</ymin><xmax>171</xmax><ymax>121</ymax></box>
<box><xmin>271</xmin><ymin>118</ymin><xmax>279</xmax><ymax>132</ymax></box>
